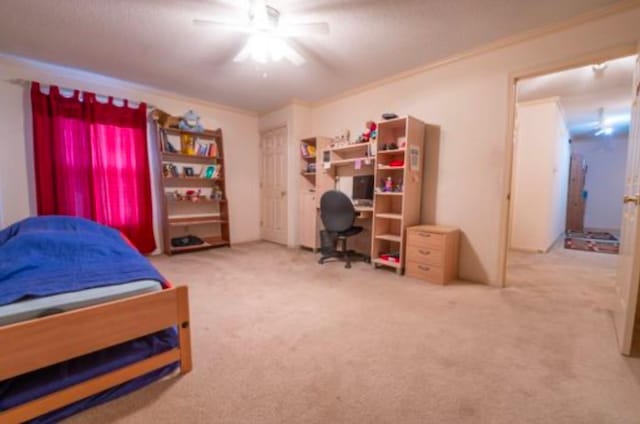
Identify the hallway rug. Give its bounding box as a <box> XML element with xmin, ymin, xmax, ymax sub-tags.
<box><xmin>564</xmin><ymin>231</ymin><xmax>619</xmax><ymax>254</ymax></box>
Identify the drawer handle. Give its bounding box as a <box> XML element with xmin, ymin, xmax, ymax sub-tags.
<box><xmin>419</xmin><ymin>250</ymin><xmax>431</xmax><ymax>255</ymax></box>
<box><xmin>418</xmin><ymin>265</ymin><xmax>430</xmax><ymax>271</ymax></box>
<box><xmin>418</xmin><ymin>232</ymin><xmax>431</xmax><ymax>238</ymax></box>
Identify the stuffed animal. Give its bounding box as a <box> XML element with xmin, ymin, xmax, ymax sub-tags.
<box><xmin>179</xmin><ymin>110</ymin><xmax>205</xmax><ymax>133</ymax></box>
<box><xmin>357</xmin><ymin>120</ymin><xmax>378</xmax><ymax>143</ymax></box>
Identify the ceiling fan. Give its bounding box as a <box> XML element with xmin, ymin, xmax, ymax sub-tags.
<box><xmin>592</xmin><ymin>107</ymin><xmax>614</xmax><ymax>136</ymax></box>
<box><xmin>193</xmin><ymin>0</ymin><xmax>330</xmax><ymax>66</ymax></box>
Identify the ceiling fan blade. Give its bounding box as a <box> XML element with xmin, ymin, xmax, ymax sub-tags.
<box><xmin>278</xmin><ymin>22</ymin><xmax>330</xmax><ymax>37</ymax></box>
<box><xmin>193</xmin><ymin>19</ymin><xmax>253</xmax><ymax>33</ymax></box>
<box><xmin>197</xmin><ymin>0</ymin><xmax>251</xmax><ymax>10</ymax></box>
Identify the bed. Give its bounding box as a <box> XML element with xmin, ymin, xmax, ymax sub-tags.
<box><xmin>0</xmin><ymin>216</ymin><xmax>192</xmax><ymax>423</ymax></box>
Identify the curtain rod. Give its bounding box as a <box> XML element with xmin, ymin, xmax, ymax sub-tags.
<box><xmin>7</xmin><ymin>78</ymin><xmax>157</xmax><ymax>110</ymax></box>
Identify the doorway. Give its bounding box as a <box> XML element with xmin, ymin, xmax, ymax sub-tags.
<box><xmin>501</xmin><ymin>50</ymin><xmax>640</xmax><ymax>354</ymax></box>
<box><xmin>260</xmin><ymin>126</ymin><xmax>288</xmax><ymax>245</ymax></box>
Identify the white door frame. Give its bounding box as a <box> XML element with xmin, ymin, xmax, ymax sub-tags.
<box><xmin>497</xmin><ymin>43</ymin><xmax>637</xmax><ymax>286</ymax></box>
<box><xmin>259</xmin><ymin>125</ymin><xmax>289</xmax><ymax>245</ymax></box>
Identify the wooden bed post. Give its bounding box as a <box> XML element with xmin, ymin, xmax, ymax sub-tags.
<box><xmin>176</xmin><ymin>286</ymin><xmax>193</xmax><ymax>374</ymax></box>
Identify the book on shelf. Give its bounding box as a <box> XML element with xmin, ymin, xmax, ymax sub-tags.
<box><xmin>300</xmin><ymin>143</ymin><xmax>316</xmax><ymax>158</ymax></box>
<box><xmin>195</xmin><ymin>141</ymin><xmax>219</xmax><ymax>158</ymax></box>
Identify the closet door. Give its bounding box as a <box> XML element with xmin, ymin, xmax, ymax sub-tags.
<box><xmin>566</xmin><ymin>154</ymin><xmax>587</xmax><ymax>232</ymax></box>
<box><xmin>260</xmin><ymin>127</ymin><xmax>288</xmax><ymax>245</ymax></box>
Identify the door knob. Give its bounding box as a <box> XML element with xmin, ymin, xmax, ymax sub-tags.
<box><xmin>623</xmin><ymin>195</ymin><xmax>639</xmax><ymax>205</ymax></box>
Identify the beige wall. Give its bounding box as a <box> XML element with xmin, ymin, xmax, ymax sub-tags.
<box><xmin>0</xmin><ymin>55</ymin><xmax>261</xmax><ymax>248</ymax></box>
<box><xmin>310</xmin><ymin>9</ymin><xmax>640</xmax><ymax>284</ymax></box>
<box><xmin>511</xmin><ymin>99</ymin><xmax>570</xmax><ymax>252</ymax></box>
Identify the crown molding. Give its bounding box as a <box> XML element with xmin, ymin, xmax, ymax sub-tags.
<box><xmin>0</xmin><ymin>54</ymin><xmax>260</xmax><ymax>118</ymax></box>
<box><xmin>311</xmin><ymin>0</ymin><xmax>640</xmax><ymax>109</ymax></box>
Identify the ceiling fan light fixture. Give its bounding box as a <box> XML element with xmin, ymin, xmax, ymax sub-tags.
<box><xmin>592</xmin><ymin>62</ymin><xmax>608</xmax><ymax>73</ymax></box>
<box><xmin>233</xmin><ymin>33</ymin><xmax>306</xmax><ymax>66</ymax></box>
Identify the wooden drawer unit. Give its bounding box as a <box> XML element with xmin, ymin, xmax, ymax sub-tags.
<box><xmin>406</xmin><ymin>225</ymin><xmax>460</xmax><ymax>285</ymax></box>
<box><xmin>408</xmin><ymin>230</ymin><xmax>446</xmax><ymax>249</ymax></box>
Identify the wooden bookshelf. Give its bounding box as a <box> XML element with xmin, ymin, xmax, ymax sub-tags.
<box><xmin>298</xmin><ymin>137</ymin><xmax>332</xmax><ymax>250</ymax></box>
<box><xmin>371</xmin><ymin>116</ymin><xmax>426</xmax><ymax>274</ymax></box>
<box><xmin>153</xmin><ymin>117</ymin><xmax>231</xmax><ymax>255</ymax></box>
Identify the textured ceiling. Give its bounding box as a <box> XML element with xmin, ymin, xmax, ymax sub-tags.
<box><xmin>0</xmin><ymin>0</ymin><xmax>624</xmax><ymax>112</ymax></box>
<box><xmin>518</xmin><ymin>55</ymin><xmax>636</xmax><ymax>138</ymax></box>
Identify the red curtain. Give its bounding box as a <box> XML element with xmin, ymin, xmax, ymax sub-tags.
<box><xmin>31</xmin><ymin>82</ymin><xmax>156</xmax><ymax>253</ymax></box>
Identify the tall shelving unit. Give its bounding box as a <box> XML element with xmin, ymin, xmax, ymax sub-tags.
<box><xmin>371</xmin><ymin>116</ymin><xmax>426</xmax><ymax>273</ymax></box>
<box><xmin>153</xmin><ymin>122</ymin><xmax>231</xmax><ymax>255</ymax></box>
<box><xmin>298</xmin><ymin>136</ymin><xmax>331</xmax><ymax>250</ymax></box>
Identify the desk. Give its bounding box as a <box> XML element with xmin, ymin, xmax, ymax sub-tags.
<box><xmin>354</xmin><ymin>206</ymin><xmax>373</xmax><ymax>219</ymax></box>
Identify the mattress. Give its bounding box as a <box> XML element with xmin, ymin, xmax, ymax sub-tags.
<box><xmin>0</xmin><ymin>279</ymin><xmax>162</xmax><ymax>326</ymax></box>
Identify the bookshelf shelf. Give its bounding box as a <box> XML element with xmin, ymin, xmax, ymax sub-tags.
<box><xmin>327</xmin><ymin>142</ymin><xmax>372</xmax><ymax>153</ymax></box>
<box><xmin>375</xmin><ymin>234</ymin><xmax>402</xmax><ymax>243</ymax></box>
<box><xmin>153</xmin><ymin>115</ymin><xmax>231</xmax><ymax>255</ymax></box>
<box><xmin>161</xmin><ymin>152</ymin><xmax>221</xmax><ymax>164</ymax></box>
<box><xmin>376</xmin><ymin>213</ymin><xmax>403</xmax><ymax>220</ymax></box>
<box><xmin>375</xmin><ymin>192</ymin><xmax>403</xmax><ymax>196</ymax></box>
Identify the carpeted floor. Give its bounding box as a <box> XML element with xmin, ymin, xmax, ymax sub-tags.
<box><xmin>66</xmin><ymin>242</ymin><xmax>640</xmax><ymax>423</ymax></box>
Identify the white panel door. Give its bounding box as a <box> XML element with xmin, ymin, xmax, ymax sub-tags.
<box><xmin>260</xmin><ymin>127</ymin><xmax>288</xmax><ymax>245</ymax></box>
<box><xmin>614</xmin><ymin>50</ymin><xmax>640</xmax><ymax>355</ymax></box>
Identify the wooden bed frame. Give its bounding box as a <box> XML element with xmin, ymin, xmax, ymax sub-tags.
<box><xmin>0</xmin><ymin>286</ymin><xmax>192</xmax><ymax>423</ymax></box>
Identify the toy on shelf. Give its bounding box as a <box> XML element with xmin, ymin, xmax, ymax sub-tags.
<box><xmin>179</xmin><ymin>110</ymin><xmax>205</xmax><ymax>133</ymax></box>
<box><xmin>376</xmin><ymin>176</ymin><xmax>403</xmax><ymax>193</ymax></box>
<box><xmin>185</xmin><ymin>189</ymin><xmax>202</xmax><ymax>202</ymax></box>
<box><xmin>356</xmin><ymin>121</ymin><xmax>377</xmax><ymax>143</ymax></box>
<box><xmin>380</xmin><ymin>252</ymin><xmax>400</xmax><ymax>263</ymax></box>
<box><xmin>384</xmin><ymin>177</ymin><xmax>393</xmax><ymax>192</ymax></box>
<box><xmin>388</xmin><ymin>159</ymin><xmax>404</xmax><ymax>167</ymax></box>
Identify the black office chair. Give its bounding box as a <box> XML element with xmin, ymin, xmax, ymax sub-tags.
<box><xmin>318</xmin><ymin>190</ymin><xmax>370</xmax><ymax>268</ymax></box>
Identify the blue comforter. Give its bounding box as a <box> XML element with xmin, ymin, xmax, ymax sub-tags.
<box><xmin>0</xmin><ymin>216</ymin><xmax>165</xmax><ymax>306</ymax></box>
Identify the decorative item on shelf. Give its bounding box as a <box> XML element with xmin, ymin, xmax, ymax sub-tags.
<box><xmin>380</xmin><ymin>143</ymin><xmax>399</xmax><ymax>151</ymax></box>
<box><xmin>355</xmin><ymin>120</ymin><xmax>377</xmax><ymax>143</ymax></box>
<box><xmin>183</xmin><ymin>166</ymin><xmax>195</xmax><ymax>177</ymax></box>
<box><xmin>171</xmin><ymin>235</ymin><xmax>205</xmax><ymax>248</ymax></box>
<box><xmin>394</xmin><ymin>179</ymin><xmax>403</xmax><ymax>193</ymax></box>
<box><xmin>382</xmin><ymin>113</ymin><xmax>398</xmax><ymax>120</ymax></box>
<box><xmin>210</xmin><ymin>184</ymin><xmax>224</xmax><ymax>200</ymax></box>
<box><xmin>185</xmin><ymin>189</ymin><xmax>202</xmax><ymax>202</ymax></box>
<box><xmin>174</xmin><ymin>190</ymin><xmax>184</xmax><ymax>201</ymax></box>
<box><xmin>164</xmin><ymin>163</ymin><xmax>179</xmax><ymax>177</ymax></box>
<box><xmin>178</xmin><ymin>110</ymin><xmax>205</xmax><ymax>133</ymax></box>
<box><xmin>180</xmin><ymin>133</ymin><xmax>196</xmax><ymax>155</ymax></box>
<box><xmin>380</xmin><ymin>252</ymin><xmax>400</xmax><ymax>263</ymax></box>
<box><xmin>202</xmin><ymin>165</ymin><xmax>217</xmax><ymax>179</ymax></box>
<box><xmin>306</xmin><ymin>162</ymin><xmax>316</xmax><ymax>173</ymax></box>
<box><xmin>162</xmin><ymin>164</ymin><xmax>172</xmax><ymax>178</ymax></box>
<box><xmin>151</xmin><ymin>108</ymin><xmax>180</xmax><ymax>129</ymax></box>
<box><xmin>388</xmin><ymin>159</ymin><xmax>404</xmax><ymax>168</ymax></box>
<box><xmin>332</xmin><ymin>128</ymin><xmax>350</xmax><ymax>144</ymax></box>
<box><xmin>384</xmin><ymin>176</ymin><xmax>393</xmax><ymax>192</ymax></box>
<box><xmin>397</xmin><ymin>136</ymin><xmax>407</xmax><ymax>149</ymax></box>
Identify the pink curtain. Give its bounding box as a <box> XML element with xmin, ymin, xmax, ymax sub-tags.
<box><xmin>31</xmin><ymin>82</ymin><xmax>156</xmax><ymax>253</ymax></box>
